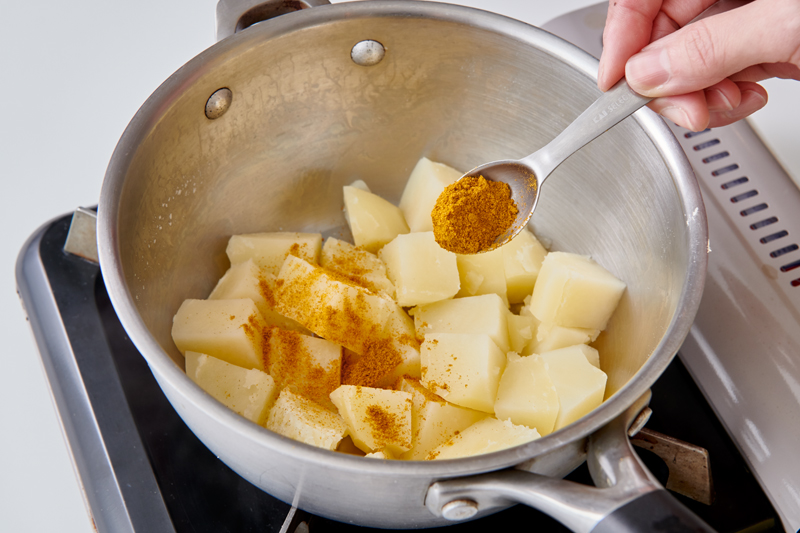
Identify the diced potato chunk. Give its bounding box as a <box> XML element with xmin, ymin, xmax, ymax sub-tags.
<box><xmin>264</xmin><ymin>328</ymin><xmax>342</xmax><ymax>409</ymax></box>
<box><xmin>507</xmin><ymin>313</ymin><xmax>539</xmax><ymax>354</ymax></box>
<box><xmin>427</xmin><ymin>417</ymin><xmax>541</xmax><ymax>460</ymax></box>
<box><xmin>420</xmin><ymin>333</ymin><xmax>506</xmax><ymax>413</ymax></box>
<box><xmin>208</xmin><ymin>259</ymin><xmax>310</xmax><ymax>333</ymax></box>
<box><xmin>343</xmin><ymin>185</ymin><xmax>409</xmax><ymax>253</ymax></box>
<box><xmin>330</xmin><ymin>385</ymin><xmax>413</xmax><ymax>454</ymax></box>
<box><xmin>185</xmin><ymin>351</ymin><xmax>279</xmax><ymax>425</ymax></box>
<box><xmin>275</xmin><ymin>256</ymin><xmax>394</xmax><ymax>354</ymax></box>
<box><xmin>539</xmin><ymin>346</ymin><xmax>608</xmax><ymax>431</ymax></box>
<box><xmin>537</xmin><ymin>343</ymin><xmax>601</xmax><ymax>369</ymax></box>
<box><xmin>226</xmin><ymin>232</ymin><xmax>322</xmax><ymax>276</ymax></box>
<box><xmin>397</xmin><ymin>377</ymin><xmax>488</xmax><ymax>460</ymax></box>
<box><xmin>525</xmin><ymin>322</ymin><xmax>599</xmax><ymax>355</ymax></box>
<box><xmin>172</xmin><ymin>298</ymin><xmax>265</xmax><ymax>371</ymax></box>
<box><xmin>321</xmin><ymin>237</ymin><xmax>395</xmax><ymax>298</ymax></box>
<box><xmin>379</xmin><ymin>232</ymin><xmax>460</xmax><ymax>307</ymax></box>
<box><xmin>455</xmin><ymin>248</ymin><xmax>508</xmax><ymax>305</ymax></box>
<box><xmin>494</xmin><ymin>353</ymin><xmax>559</xmax><ymax>435</ymax></box>
<box><xmin>503</xmin><ymin>229</ymin><xmax>548</xmax><ymax>304</ymax></box>
<box><xmin>365</xmin><ymin>449</ymin><xmax>396</xmax><ymax>460</ymax></box>
<box><xmin>371</xmin><ymin>341</ymin><xmax>422</xmax><ymax>388</ymax></box>
<box><xmin>529</xmin><ymin>252</ymin><xmax>626</xmax><ymax>330</ymax></box>
<box><xmin>413</xmin><ymin>294</ymin><xmax>511</xmax><ymax>353</ymax></box>
<box><xmin>399</xmin><ymin>157</ymin><xmax>462</xmax><ymax>232</ymax></box>
<box><xmin>266</xmin><ymin>389</ymin><xmax>347</xmax><ymax>450</ymax></box>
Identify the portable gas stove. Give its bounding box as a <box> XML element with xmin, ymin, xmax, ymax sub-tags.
<box><xmin>15</xmin><ymin>2</ymin><xmax>800</xmax><ymax>532</ymax></box>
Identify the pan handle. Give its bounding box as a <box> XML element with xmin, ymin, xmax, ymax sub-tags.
<box><xmin>425</xmin><ymin>394</ymin><xmax>715</xmax><ymax>532</ymax></box>
<box><xmin>216</xmin><ymin>0</ymin><xmax>331</xmax><ymax>41</ymax></box>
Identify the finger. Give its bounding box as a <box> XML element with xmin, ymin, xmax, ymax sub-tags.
<box><xmin>625</xmin><ymin>0</ymin><xmax>800</xmax><ymax>97</ymax></box>
<box><xmin>708</xmin><ymin>82</ymin><xmax>768</xmax><ymax>128</ymax></box>
<box><xmin>598</xmin><ymin>0</ymin><xmax>718</xmax><ymax>90</ymax></box>
<box><xmin>648</xmin><ymin>91</ymin><xmax>711</xmax><ymax>131</ymax></box>
<box><xmin>598</xmin><ymin>0</ymin><xmax>663</xmax><ymax>91</ymax></box>
<box><xmin>650</xmin><ymin>0</ymin><xmax>719</xmax><ymax>40</ymax></box>
<box><xmin>704</xmin><ymin>78</ymin><xmax>741</xmax><ymax>112</ymax></box>
<box><xmin>730</xmin><ymin>62</ymin><xmax>800</xmax><ymax>83</ymax></box>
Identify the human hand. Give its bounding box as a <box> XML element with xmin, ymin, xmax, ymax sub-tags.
<box><xmin>597</xmin><ymin>0</ymin><xmax>800</xmax><ymax>131</ymax></box>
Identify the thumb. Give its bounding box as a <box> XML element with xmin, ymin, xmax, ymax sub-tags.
<box><xmin>625</xmin><ymin>0</ymin><xmax>789</xmax><ymax>96</ymax></box>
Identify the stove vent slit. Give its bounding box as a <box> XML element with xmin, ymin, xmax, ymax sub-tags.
<box><xmin>721</xmin><ymin>177</ymin><xmax>748</xmax><ymax>189</ymax></box>
<box><xmin>703</xmin><ymin>151</ymin><xmax>730</xmax><ymax>164</ymax></box>
<box><xmin>684</xmin><ymin>128</ymin><xmax>711</xmax><ymax>138</ymax></box>
<box><xmin>769</xmin><ymin>244</ymin><xmax>799</xmax><ymax>258</ymax></box>
<box><xmin>781</xmin><ymin>259</ymin><xmax>800</xmax><ymax>273</ymax></box>
<box><xmin>712</xmin><ymin>164</ymin><xmax>739</xmax><ymax>176</ymax></box>
<box><xmin>750</xmin><ymin>217</ymin><xmax>778</xmax><ymax>230</ymax></box>
<box><xmin>693</xmin><ymin>139</ymin><xmax>721</xmax><ymax>151</ymax></box>
<box><xmin>730</xmin><ymin>190</ymin><xmax>758</xmax><ymax>203</ymax></box>
<box><xmin>740</xmin><ymin>203</ymin><xmax>768</xmax><ymax>216</ymax></box>
<box><xmin>760</xmin><ymin>231</ymin><xmax>788</xmax><ymax>244</ymax></box>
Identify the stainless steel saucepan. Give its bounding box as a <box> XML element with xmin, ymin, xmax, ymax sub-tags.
<box><xmin>97</xmin><ymin>1</ymin><xmax>709</xmax><ymax>530</ymax></box>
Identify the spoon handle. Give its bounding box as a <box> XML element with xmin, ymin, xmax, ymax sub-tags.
<box><xmin>523</xmin><ymin>79</ymin><xmax>652</xmax><ymax>183</ymax></box>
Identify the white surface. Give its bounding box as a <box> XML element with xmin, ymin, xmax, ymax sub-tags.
<box><xmin>2</xmin><ymin>1</ymin><xmax>798</xmax><ymax>533</ymax></box>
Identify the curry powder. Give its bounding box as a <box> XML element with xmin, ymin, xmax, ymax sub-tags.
<box><xmin>431</xmin><ymin>176</ymin><xmax>518</xmax><ymax>254</ymax></box>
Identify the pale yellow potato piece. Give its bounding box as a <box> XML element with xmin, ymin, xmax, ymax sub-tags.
<box><xmin>343</xmin><ymin>185</ymin><xmax>409</xmax><ymax>253</ymax></box>
<box><xmin>397</xmin><ymin>377</ymin><xmax>488</xmax><ymax>460</ymax></box>
<box><xmin>226</xmin><ymin>232</ymin><xmax>322</xmax><ymax>276</ymax></box>
<box><xmin>348</xmin><ymin>179</ymin><xmax>370</xmax><ymax>192</ymax></box>
<box><xmin>427</xmin><ymin>417</ymin><xmax>541</xmax><ymax>460</ymax></box>
<box><xmin>329</xmin><ymin>385</ymin><xmax>413</xmax><ymax>454</ymax></box>
<box><xmin>525</xmin><ymin>322</ymin><xmax>599</xmax><ymax>356</ymax></box>
<box><xmin>365</xmin><ymin>449</ymin><xmax>396</xmax><ymax>459</ymax></box>
<box><xmin>208</xmin><ymin>259</ymin><xmax>310</xmax><ymax>333</ymax></box>
<box><xmin>537</xmin><ymin>343</ymin><xmax>601</xmax><ymax>369</ymax></box>
<box><xmin>539</xmin><ymin>346</ymin><xmax>607</xmax><ymax>431</ymax></box>
<box><xmin>266</xmin><ymin>389</ymin><xmax>347</xmax><ymax>451</ymax></box>
<box><xmin>373</xmin><ymin>341</ymin><xmax>422</xmax><ymax>388</ymax></box>
<box><xmin>172</xmin><ymin>298</ymin><xmax>265</xmax><ymax>371</ymax></box>
<box><xmin>321</xmin><ymin>237</ymin><xmax>395</xmax><ymax>298</ymax></box>
<box><xmin>420</xmin><ymin>333</ymin><xmax>506</xmax><ymax>413</ymax></box>
<box><xmin>275</xmin><ymin>255</ymin><xmax>394</xmax><ymax>354</ymax></box>
<box><xmin>494</xmin><ymin>353</ymin><xmax>559</xmax><ymax>435</ymax></box>
<box><xmin>264</xmin><ymin>327</ymin><xmax>342</xmax><ymax>409</ymax></box>
<box><xmin>455</xmin><ymin>248</ymin><xmax>508</xmax><ymax>305</ymax></box>
<box><xmin>503</xmin><ymin>228</ymin><xmax>548</xmax><ymax>304</ymax></box>
<box><xmin>529</xmin><ymin>252</ymin><xmax>626</xmax><ymax>330</ymax></box>
<box><xmin>275</xmin><ymin>256</ymin><xmax>416</xmax><ymax>387</ymax></box>
<box><xmin>413</xmin><ymin>294</ymin><xmax>511</xmax><ymax>353</ymax></box>
<box><xmin>398</xmin><ymin>157</ymin><xmax>462</xmax><ymax>232</ymax></box>
<box><xmin>507</xmin><ymin>313</ymin><xmax>540</xmax><ymax>354</ymax></box>
<box><xmin>185</xmin><ymin>351</ymin><xmax>279</xmax><ymax>425</ymax></box>
<box><xmin>379</xmin><ymin>232</ymin><xmax>460</xmax><ymax>307</ymax></box>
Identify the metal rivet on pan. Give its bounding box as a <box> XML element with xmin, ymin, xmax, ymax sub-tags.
<box><xmin>441</xmin><ymin>499</ymin><xmax>479</xmax><ymax>521</ymax></box>
<box><xmin>351</xmin><ymin>40</ymin><xmax>385</xmax><ymax>66</ymax></box>
<box><xmin>628</xmin><ymin>406</ymin><xmax>653</xmax><ymax>438</ymax></box>
<box><xmin>205</xmin><ymin>87</ymin><xmax>233</xmax><ymax>119</ymax></box>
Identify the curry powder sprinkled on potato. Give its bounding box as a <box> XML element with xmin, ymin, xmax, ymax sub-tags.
<box><xmin>431</xmin><ymin>176</ymin><xmax>518</xmax><ymax>254</ymax></box>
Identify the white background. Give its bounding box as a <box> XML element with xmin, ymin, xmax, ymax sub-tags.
<box><xmin>2</xmin><ymin>1</ymin><xmax>798</xmax><ymax>532</ymax></box>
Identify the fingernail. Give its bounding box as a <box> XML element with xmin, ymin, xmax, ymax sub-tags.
<box><xmin>708</xmin><ymin>89</ymin><xmax>734</xmax><ymax>111</ymax></box>
<box><xmin>597</xmin><ymin>60</ymin><xmax>606</xmax><ymax>89</ymax></box>
<box><xmin>742</xmin><ymin>89</ymin><xmax>767</xmax><ymax>108</ymax></box>
<box><xmin>659</xmin><ymin>106</ymin><xmax>692</xmax><ymax>129</ymax></box>
<box><xmin>626</xmin><ymin>48</ymin><xmax>671</xmax><ymax>92</ymax></box>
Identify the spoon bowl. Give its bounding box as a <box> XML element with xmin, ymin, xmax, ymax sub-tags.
<box><xmin>462</xmin><ymin>78</ymin><xmax>652</xmax><ymax>250</ymax></box>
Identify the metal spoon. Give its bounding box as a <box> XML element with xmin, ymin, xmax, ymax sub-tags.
<box><xmin>463</xmin><ymin>78</ymin><xmax>652</xmax><ymax>250</ymax></box>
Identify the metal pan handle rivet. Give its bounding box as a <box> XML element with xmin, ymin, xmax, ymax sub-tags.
<box><xmin>441</xmin><ymin>499</ymin><xmax>479</xmax><ymax>521</ymax></box>
<box><xmin>351</xmin><ymin>40</ymin><xmax>385</xmax><ymax>66</ymax></box>
<box><xmin>205</xmin><ymin>87</ymin><xmax>233</xmax><ymax>119</ymax></box>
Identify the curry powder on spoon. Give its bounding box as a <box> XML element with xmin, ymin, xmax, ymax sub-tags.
<box><xmin>431</xmin><ymin>176</ymin><xmax>518</xmax><ymax>254</ymax></box>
